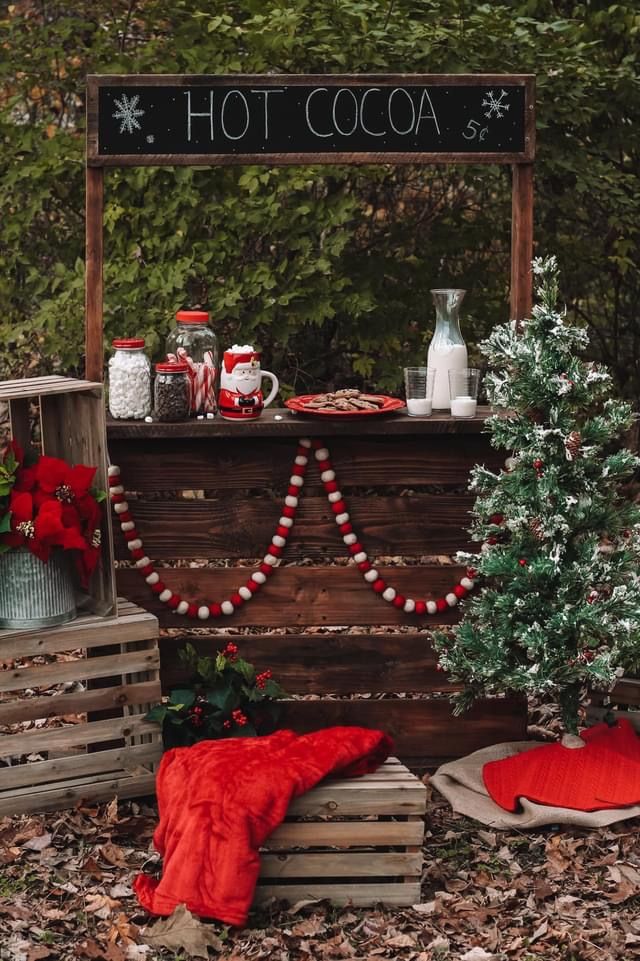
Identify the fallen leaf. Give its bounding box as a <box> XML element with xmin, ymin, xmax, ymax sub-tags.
<box><xmin>385</xmin><ymin>933</ymin><xmax>417</xmax><ymax>948</ymax></box>
<box><xmin>99</xmin><ymin>842</ymin><xmax>126</xmax><ymax>866</ymax></box>
<box><xmin>142</xmin><ymin>903</ymin><xmax>224</xmax><ymax>957</ymax></box>
<box><xmin>461</xmin><ymin>949</ymin><xmax>495</xmax><ymax>961</ymax></box>
<box><xmin>286</xmin><ymin>898</ymin><xmax>324</xmax><ymax>914</ymax></box>
<box><xmin>26</xmin><ymin>947</ymin><xmax>52</xmax><ymax>961</ymax></box>
<box><xmin>290</xmin><ymin>917</ymin><xmax>327</xmax><ymax>937</ymax></box>
<box><xmin>84</xmin><ymin>893</ymin><xmax>121</xmax><ymax>919</ymax></box>
<box><xmin>23</xmin><ymin>833</ymin><xmax>52</xmax><ymax>852</ymax></box>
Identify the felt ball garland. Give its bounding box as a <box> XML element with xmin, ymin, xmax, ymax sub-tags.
<box><xmin>109</xmin><ymin>437</ymin><xmax>476</xmax><ymax>618</ymax></box>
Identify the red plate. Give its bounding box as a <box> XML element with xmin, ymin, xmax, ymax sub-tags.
<box><xmin>285</xmin><ymin>394</ymin><xmax>405</xmax><ymax>417</ymax></box>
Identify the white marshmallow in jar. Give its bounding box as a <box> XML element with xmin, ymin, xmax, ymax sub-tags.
<box><xmin>108</xmin><ymin>337</ymin><xmax>152</xmax><ymax>419</ymax></box>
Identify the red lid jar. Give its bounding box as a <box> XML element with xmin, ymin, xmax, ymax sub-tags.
<box><xmin>165</xmin><ymin>310</ymin><xmax>218</xmax><ymax>415</ymax></box>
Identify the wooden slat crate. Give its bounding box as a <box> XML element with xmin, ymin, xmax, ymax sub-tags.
<box><xmin>255</xmin><ymin>757</ymin><xmax>426</xmax><ymax>908</ymax></box>
<box><xmin>0</xmin><ymin>599</ymin><xmax>162</xmax><ymax>815</ymax></box>
<box><xmin>587</xmin><ymin>677</ymin><xmax>640</xmax><ymax>731</ymax></box>
<box><xmin>0</xmin><ymin>375</ymin><xmax>116</xmax><ymax>616</ymax></box>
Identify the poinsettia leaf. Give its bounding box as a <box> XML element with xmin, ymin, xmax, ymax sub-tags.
<box><xmin>0</xmin><ymin>512</ymin><xmax>11</xmax><ymax>533</ymax></box>
<box><xmin>169</xmin><ymin>688</ymin><xmax>196</xmax><ymax>708</ymax></box>
<box><xmin>145</xmin><ymin>704</ymin><xmax>168</xmax><ymax>724</ymax></box>
<box><xmin>91</xmin><ymin>487</ymin><xmax>107</xmax><ymax>503</ymax></box>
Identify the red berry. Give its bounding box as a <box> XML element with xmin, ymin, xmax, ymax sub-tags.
<box><xmin>151</xmin><ymin>581</ymin><xmax>166</xmax><ymax>595</ymax></box>
<box><xmin>487</xmin><ymin>536</ymin><xmax>498</xmax><ymax>545</ymax></box>
<box><xmin>454</xmin><ymin>584</ymin><xmax>467</xmax><ymax>599</ymax></box>
<box><xmin>533</xmin><ymin>459</ymin><xmax>543</xmax><ymax>470</ymax></box>
<box><xmin>167</xmin><ymin>594</ymin><xmax>181</xmax><ymax>610</ymax></box>
<box><xmin>466</xmin><ymin>567</ymin><xmax>478</xmax><ymax>579</ymax></box>
<box><xmin>283</xmin><ymin>506</ymin><xmax>296</xmax><ymax>519</ymax></box>
<box><xmin>223</xmin><ymin>720</ymin><xmax>231</xmax><ymax>729</ymax></box>
<box><xmin>392</xmin><ymin>594</ymin><xmax>406</xmax><ymax>609</ymax></box>
<box><xmin>414</xmin><ymin>600</ymin><xmax>427</xmax><ymax>615</ymax></box>
<box><xmin>324</xmin><ymin>480</ymin><xmax>338</xmax><ymax>494</ymax></box>
<box><xmin>436</xmin><ymin>598</ymin><xmax>448</xmax><ymax>613</ymax></box>
<box><xmin>209</xmin><ymin>603</ymin><xmax>222</xmax><ymax>617</ymax></box>
<box><xmin>358</xmin><ymin>560</ymin><xmax>371</xmax><ymax>573</ymax></box>
<box><xmin>331</xmin><ymin>500</ymin><xmax>346</xmax><ymax>515</ymax></box>
<box><xmin>187</xmin><ymin>603</ymin><xmax>199</xmax><ymax>619</ymax></box>
<box><xmin>518</xmin><ymin>558</ymin><xmax>527</xmax><ymax>567</ymax></box>
<box><xmin>489</xmin><ymin>513</ymin><xmax>504</xmax><ymax>525</ymax></box>
<box><xmin>372</xmin><ymin>578</ymin><xmax>386</xmax><ymax>594</ymax></box>
<box><xmin>339</xmin><ymin>522</ymin><xmax>353</xmax><ymax>535</ymax></box>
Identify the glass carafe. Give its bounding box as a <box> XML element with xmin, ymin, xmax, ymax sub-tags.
<box><xmin>427</xmin><ymin>289</ymin><xmax>468</xmax><ymax>410</ymax></box>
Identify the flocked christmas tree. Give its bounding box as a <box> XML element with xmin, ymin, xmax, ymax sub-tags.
<box><xmin>433</xmin><ymin>256</ymin><xmax>640</xmax><ymax>735</ymax></box>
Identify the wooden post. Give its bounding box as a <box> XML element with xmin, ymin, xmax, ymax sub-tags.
<box><xmin>510</xmin><ymin>162</ymin><xmax>534</xmax><ymax>325</ymax></box>
<box><xmin>85</xmin><ymin>165</ymin><xmax>104</xmax><ymax>382</ymax></box>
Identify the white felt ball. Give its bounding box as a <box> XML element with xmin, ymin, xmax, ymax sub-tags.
<box><xmin>336</xmin><ymin>512</ymin><xmax>349</xmax><ymax>525</ymax></box>
<box><xmin>114</xmin><ymin>501</ymin><xmax>129</xmax><ymax>514</ymax></box>
<box><xmin>135</xmin><ymin>556</ymin><xmax>151</xmax><ymax>569</ymax></box>
<box><xmin>364</xmin><ymin>569</ymin><xmax>379</xmax><ymax>583</ymax></box>
<box><xmin>446</xmin><ymin>593</ymin><xmax>458</xmax><ymax>607</ymax></box>
<box><xmin>314</xmin><ymin>447</ymin><xmax>329</xmax><ymax>461</ymax></box>
<box><xmin>126</xmin><ymin>539</ymin><xmax>142</xmax><ymax>551</ymax></box>
<box><xmin>427</xmin><ymin>600</ymin><xmax>437</xmax><ymax>614</ymax></box>
<box><xmin>108</xmin><ymin>465</ymin><xmax>121</xmax><ymax>477</ymax></box>
<box><xmin>299</xmin><ymin>438</ymin><xmax>312</xmax><ymax>448</ymax></box>
<box><xmin>354</xmin><ymin>551</ymin><xmax>367</xmax><ymax>564</ymax></box>
<box><xmin>264</xmin><ymin>554</ymin><xmax>278</xmax><ymax>566</ymax></box>
<box><xmin>221</xmin><ymin>600</ymin><xmax>234</xmax><ymax>615</ymax></box>
<box><xmin>505</xmin><ymin>456</ymin><xmax>519</xmax><ymax>471</ymax></box>
<box><xmin>289</xmin><ymin>475</ymin><xmax>304</xmax><ymax>487</ymax></box>
<box><xmin>382</xmin><ymin>587</ymin><xmax>396</xmax><ymax>602</ymax></box>
<box><xmin>177</xmin><ymin>601</ymin><xmax>189</xmax><ymax>615</ymax></box>
<box><xmin>320</xmin><ymin>469</ymin><xmax>335</xmax><ymax>483</ymax></box>
<box><xmin>121</xmin><ymin>520</ymin><xmax>135</xmax><ymax>532</ymax></box>
<box><xmin>328</xmin><ymin>491</ymin><xmax>342</xmax><ymax>503</ymax></box>
<box><xmin>197</xmin><ymin>606</ymin><xmax>210</xmax><ymax>620</ymax></box>
<box><xmin>404</xmin><ymin>598</ymin><xmax>416</xmax><ymax>613</ymax></box>
<box><xmin>159</xmin><ymin>589</ymin><xmax>172</xmax><ymax>603</ymax></box>
<box><xmin>110</xmin><ymin>484</ymin><xmax>124</xmax><ymax>495</ymax></box>
<box><xmin>285</xmin><ymin>495</ymin><xmax>298</xmax><ymax>508</ymax></box>
<box><xmin>461</xmin><ymin>577</ymin><xmax>475</xmax><ymax>590</ymax></box>
<box><xmin>272</xmin><ymin>535</ymin><xmax>286</xmax><ymax>548</ymax></box>
<box><xmin>253</xmin><ymin>571</ymin><xmax>267</xmax><ymax>585</ymax></box>
<box><xmin>239</xmin><ymin>587</ymin><xmax>252</xmax><ymax>601</ymax></box>
<box><xmin>295</xmin><ymin>455</ymin><xmax>308</xmax><ymax>466</ymax></box>
<box><xmin>279</xmin><ymin>516</ymin><xmax>293</xmax><ymax>528</ymax></box>
<box><xmin>145</xmin><ymin>572</ymin><xmax>159</xmax><ymax>585</ymax></box>
<box><xmin>343</xmin><ymin>533</ymin><xmax>357</xmax><ymax>546</ymax></box>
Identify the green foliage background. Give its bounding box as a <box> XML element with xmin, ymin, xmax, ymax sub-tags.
<box><xmin>0</xmin><ymin>1</ymin><xmax>638</xmax><ymax>396</ymax></box>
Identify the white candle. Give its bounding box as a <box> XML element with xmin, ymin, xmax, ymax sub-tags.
<box><xmin>450</xmin><ymin>395</ymin><xmax>477</xmax><ymax>417</ymax></box>
<box><xmin>406</xmin><ymin>398</ymin><xmax>432</xmax><ymax>416</ymax></box>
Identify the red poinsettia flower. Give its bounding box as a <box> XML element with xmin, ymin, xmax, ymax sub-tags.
<box><xmin>36</xmin><ymin>456</ymin><xmax>97</xmax><ymax>505</ymax></box>
<box><xmin>1</xmin><ymin>490</ymin><xmax>87</xmax><ymax>562</ymax></box>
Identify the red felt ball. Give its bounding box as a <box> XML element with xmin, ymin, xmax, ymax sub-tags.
<box><xmin>209</xmin><ymin>603</ymin><xmax>223</xmax><ymax>618</ymax></box>
<box><xmin>231</xmin><ymin>593</ymin><xmax>244</xmax><ymax>607</ymax></box>
<box><xmin>372</xmin><ymin>578</ymin><xmax>386</xmax><ymax>594</ymax></box>
<box><xmin>339</xmin><ymin>522</ymin><xmax>353</xmax><ymax>535</ymax></box>
<box><xmin>269</xmin><ymin>544</ymin><xmax>282</xmax><ymax>557</ymax></box>
<box><xmin>124</xmin><ymin>530</ymin><xmax>139</xmax><ymax>542</ymax></box>
<box><xmin>246</xmin><ymin>578</ymin><xmax>261</xmax><ymax>593</ymax></box>
<box><xmin>140</xmin><ymin>564</ymin><xmax>154</xmax><ymax>577</ymax></box>
<box><xmin>331</xmin><ymin>500</ymin><xmax>346</xmax><ymax>515</ymax></box>
<box><xmin>348</xmin><ymin>542</ymin><xmax>363</xmax><ymax>556</ymax></box>
<box><xmin>436</xmin><ymin>598</ymin><xmax>448</xmax><ymax>613</ymax></box>
<box><xmin>454</xmin><ymin>584</ymin><xmax>467</xmax><ymax>599</ymax></box>
<box><xmin>292</xmin><ymin>464</ymin><xmax>305</xmax><ymax>477</ymax></box>
<box><xmin>283</xmin><ymin>506</ymin><xmax>296</xmax><ymax>519</ymax></box>
<box><xmin>357</xmin><ymin>560</ymin><xmax>371</xmax><ymax>572</ymax></box>
<box><xmin>316</xmin><ymin>460</ymin><xmax>332</xmax><ymax>472</ymax></box>
<box><xmin>119</xmin><ymin>511</ymin><xmax>132</xmax><ymax>523</ymax></box>
<box><xmin>151</xmin><ymin>581</ymin><xmax>166</xmax><ymax>595</ymax></box>
<box><xmin>276</xmin><ymin>525</ymin><xmax>290</xmax><ymax>539</ymax></box>
<box><xmin>187</xmin><ymin>603</ymin><xmax>199</xmax><ymax>619</ymax></box>
<box><xmin>167</xmin><ymin>594</ymin><xmax>180</xmax><ymax>610</ymax></box>
<box><xmin>414</xmin><ymin>600</ymin><xmax>427</xmax><ymax>616</ymax></box>
<box><xmin>130</xmin><ymin>548</ymin><xmax>145</xmax><ymax>560</ymax></box>
<box><xmin>324</xmin><ymin>480</ymin><xmax>338</xmax><ymax>494</ymax></box>
<box><xmin>287</xmin><ymin>485</ymin><xmax>300</xmax><ymax>498</ymax></box>
<box><xmin>259</xmin><ymin>562</ymin><xmax>274</xmax><ymax>576</ymax></box>
<box><xmin>519</xmin><ymin>558</ymin><xmax>528</xmax><ymax>567</ymax></box>
<box><xmin>392</xmin><ymin>594</ymin><xmax>406</xmax><ymax>609</ymax></box>
<box><xmin>311</xmin><ymin>439</ymin><xmax>323</xmax><ymax>449</ymax></box>
<box><xmin>111</xmin><ymin>492</ymin><xmax>125</xmax><ymax>504</ymax></box>
<box><xmin>108</xmin><ymin>474</ymin><xmax>121</xmax><ymax>486</ymax></box>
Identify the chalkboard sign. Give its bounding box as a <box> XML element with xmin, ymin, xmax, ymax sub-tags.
<box><xmin>87</xmin><ymin>74</ymin><xmax>534</xmax><ymax>165</ymax></box>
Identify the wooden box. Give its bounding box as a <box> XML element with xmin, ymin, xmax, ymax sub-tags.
<box><xmin>0</xmin><ymin>600</ymin><xmax>162</xmax><ymax>815</ymax></box>
<box><xmin>588</xmin><ymin>677</ymin><xmax>640</xmax><ymax>731</ymax></box>
<box><xmin>0</xmin><ymin>375</ymin><xmax>116</xmax><ymax>616</ymax></box>
<box><xmin>255</xmin><ymin>757</ymin><xmax>426</xmax><ymax>907</ymax></box>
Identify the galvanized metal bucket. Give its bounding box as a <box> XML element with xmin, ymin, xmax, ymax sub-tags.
<box><xmin>0</xmin><ymin>549</ymin><xmax>76</xmax><ymax>629</ymax></box>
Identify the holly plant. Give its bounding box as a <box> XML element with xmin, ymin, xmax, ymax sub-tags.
<box><xmin>433</xmin><ymin>256</ymin><xmax>640</xmax><ymax>735</ymax></box>
<box><xmin>146</xmin><ymin>641</ymin><xmax>288</xmax><ymax>749</ymax></box>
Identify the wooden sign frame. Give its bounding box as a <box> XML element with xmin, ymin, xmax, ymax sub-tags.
<box><xmin>85</xmin><ymin>73</ymin><xmax>535</xmax><ymax>381</ymax></box>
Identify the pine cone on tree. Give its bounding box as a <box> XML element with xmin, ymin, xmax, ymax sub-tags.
<box><xmin>565</xmin><ymin>430</ymin><xmax>582</xmax><ymax>460</ymax></box>
<box><xmin>529</xmin><ymin>518</ymin><xmax>544</xmax><ymax>540</ymax></box>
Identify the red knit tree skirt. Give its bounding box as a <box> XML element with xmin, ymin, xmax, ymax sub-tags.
<box><xmin>483</xmin><ymin>720</ymin><xmax>640</xmax><ymax>812</ymax></box>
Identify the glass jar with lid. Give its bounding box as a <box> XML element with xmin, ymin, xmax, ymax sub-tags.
<box><xmin>154</xmin><ymin>362</ymin><xmax>191</xmax><ymax>422</ymax></box>
<box><xmin>165</xmin><ymin>310</ymin><xmax>218</xmax><ymax>415</ymax></box>
<box><xmin>108</xmin><ymin>338</ymin><xmax>151</xmax><ymax>419</ymax></box>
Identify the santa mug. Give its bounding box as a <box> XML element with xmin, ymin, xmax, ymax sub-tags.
<box><xmin>218</xmin><ymin>346</ymin><xmax>279</xmax><ymax>420</ymax></box>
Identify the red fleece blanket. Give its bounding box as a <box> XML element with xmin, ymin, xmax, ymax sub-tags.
<box><xmin>134</xmin><ymin>726</ymin><xmax>392</xmax><ymax>925</ymax></box>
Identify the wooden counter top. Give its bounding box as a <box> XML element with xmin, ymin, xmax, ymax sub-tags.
<box><xmin>106</xmin><ymin>406</ymin><xmax>493</xmax><ymax>439</ymax></box>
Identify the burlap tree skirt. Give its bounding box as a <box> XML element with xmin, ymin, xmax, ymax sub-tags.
<box><xmin>431</xmin><ymin>738</ymin><xmax>640</xmax><ymax>830</ymax></box>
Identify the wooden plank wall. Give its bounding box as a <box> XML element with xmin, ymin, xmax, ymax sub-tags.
<box><xmin>108</xmin><ymin>426</ymin><xmax>527</xmax><ymax>765</ymax></box>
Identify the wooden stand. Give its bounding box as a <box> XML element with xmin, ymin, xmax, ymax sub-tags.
<box><xmin>0</xmin><ymin>601</ymin><xmax>161</xmax><ymax>816</ymax></box>
<box><xmin>256</xmin><ymin>757</ymin><xmax>426</xmax><ymax>907</ymax></box>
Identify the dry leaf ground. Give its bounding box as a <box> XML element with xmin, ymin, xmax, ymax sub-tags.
<box><xmin>0</xmin><ymin>786</ymin><xmax>639</xmax><ymax>961</ymax></box>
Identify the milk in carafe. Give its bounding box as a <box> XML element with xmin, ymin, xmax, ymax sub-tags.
<box><xmin>427</xmin><ymin>289</ymin><xmax>467</xmax><ymax>410</ymax></box>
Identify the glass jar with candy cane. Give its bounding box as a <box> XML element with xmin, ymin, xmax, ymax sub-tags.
<box><xmin>165</xmin><ymin>310</ymin><xmax>218</xmax><ymax>416</ymax></box>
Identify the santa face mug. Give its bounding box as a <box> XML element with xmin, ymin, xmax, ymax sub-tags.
<box><xmin>218</xmin><ymin>345</ymin><xmax>279</xmax><ymax>420</ymax></box>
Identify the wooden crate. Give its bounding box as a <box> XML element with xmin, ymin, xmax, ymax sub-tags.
<box><xmin>588</xmin><ymin>677</ymin><xmax>640</xmax><ymax>731</ymax></box>
<box><xmin>254</xmin><ymin>757</ymin><xmax>425</xmax><ymax>907</ymax></box>
<box><xmin>0</xmin><ymin>375</ymin><xmax>116</xmax><ymax>616</ymax></box>
<box><xmin>0</xmin><ymin>599</ymin><xmax>162</xmax><ymax>816</ymax></box>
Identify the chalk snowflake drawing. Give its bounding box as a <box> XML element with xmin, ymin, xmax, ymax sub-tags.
<box><xmin>112</xmin><ymin>93</ymin><xmax>145</xmax><ymax>134</ymax></box>
<box><xmin>482</xmin><ymin>89</ymin><xmax>510</xmax><ymax>120</ymax></box>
